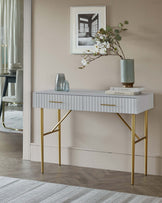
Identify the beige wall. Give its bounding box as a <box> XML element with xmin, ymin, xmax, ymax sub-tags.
<box><xmin>31</xmin><ymin>0</ymin><xmax>162</xmax><ymax>175</ymax></box>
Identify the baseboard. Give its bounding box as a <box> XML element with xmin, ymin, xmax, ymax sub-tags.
<box><xmin>30</xmin><ymin>143</ymin><xmax>162</xmax><ymax>176</ymax></box>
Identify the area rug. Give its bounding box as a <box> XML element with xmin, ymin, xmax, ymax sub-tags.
<box><xmin>0</xmin><ymin>176</ymin><xmax>161</xmax><ymax>203</ymax></box>
<box><xmin>0</xmin><ymin>111</ymin><xmax>23</xmax><ymax>134</ymax></box>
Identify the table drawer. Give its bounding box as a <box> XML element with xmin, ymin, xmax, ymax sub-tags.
<box><xmin>83</xmin><ymin>96</ymin><xmax>136</xmax><ymax>114</ymax></box>
<box><xmin>33</xmin><ymin>93</ymin><xmax>83</xmax><ymax>111</ymax></box>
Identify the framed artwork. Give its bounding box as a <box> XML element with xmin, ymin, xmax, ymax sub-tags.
<box><xmin>70</xmin><ymin>6</ymin><xmax>106</xmax><ymax>54</ymax></box>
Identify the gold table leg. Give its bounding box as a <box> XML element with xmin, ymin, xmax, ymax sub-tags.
<box><xmin>144</xmin><ymin>111</ymin><xmax>148</xmax><ymax>176</ymax></box>
<box><xmin>131</xmin><ymin>114</ymin><xmax>135</xmax><ymax>185</ymax></box>
<box><xmin>117</xmin><ymin>112</ymin><xmax>149</xmax><ymax>184</ymax></box>
<box><xmin>58</xmin><ymin>109</ymin><xmax>61</xmax><ymax>166</ymax></box>
<box><xmin>41</xmin><ymin>108</ymin><xmax>44</xmax><ymax>174</ymax></box>
<box><xmin>40</xmin><ymin>109</ymin><xmax>71</xmax><ymax>173</ymax></box>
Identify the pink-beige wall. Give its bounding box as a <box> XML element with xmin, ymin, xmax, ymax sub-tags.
<box><xmin>31</xmin><ymin>0</ymin><xmax>162</xmax><ymax>175</ymax></box>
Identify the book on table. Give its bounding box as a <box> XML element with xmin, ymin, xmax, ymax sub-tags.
<box><xmin>105</xmin><ymin>87</ymin><xmax>144</xmax><ymax>95</ymax></box>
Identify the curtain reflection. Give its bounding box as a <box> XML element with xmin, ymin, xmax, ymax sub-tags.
<box><xmin>0</xmin><ymin>0</ymin><xmax>23</xmax><ymax>96</ymax></box>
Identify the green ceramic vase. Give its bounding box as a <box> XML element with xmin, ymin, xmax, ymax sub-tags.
<box><xmin>120</xmin><ymin>59</ymin><xmax>134</xmax><ymax>87</ymax></box>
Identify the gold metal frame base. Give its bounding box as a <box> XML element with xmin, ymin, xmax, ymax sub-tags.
<box><xmin>40</xmin><ymin>108</ymin><xmax>148</xmax><ymax>185</ymax></box>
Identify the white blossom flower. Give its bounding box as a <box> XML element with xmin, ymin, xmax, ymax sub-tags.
<box><xmin>81</xmin><ymin>58</ymin><xmax>87</xmax><ymax>66</ymax></box>
<box><xmin>79</xmin><ymin>21</ymin><xmax>129</xmax><ymax>69</ymax></box>
<box><xmin>85</xmin><ymin>50</ymin><xmax>93</xmax><ymax>54</ymax></box>
<box><xmin>106</xmin><ymin>42</ymin><xmax>110</xmax><ymax>48</ymax></box>
<box><xmin>103</xmin><ymin>42</ymin><xmax>107</xmax><ymax>46</ymax></box>
<box><xmin>99</xmin><ymin>35</ymin><xmax>103</xmax><ymax>40</ymax></box>
<box><xmin>96</xmin><ymin>40</ymin><xmax>101</xmax><ymax>45</ymax></box>
<box><xmin>94</xmin><ymin>45</ymin><xmax>100</xmax><ymax>54</ymax></box>
<box><xmin>98</xmin><ymin>43</ymin><xmax>104</xmax><ymax>49</ymax></box>
<box><xmin>99</xmin><ymin>47</ymin><xmax>107</xmax><ymax>55</ymax></box>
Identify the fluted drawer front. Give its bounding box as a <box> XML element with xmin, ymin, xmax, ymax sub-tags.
<box><xmin>33</xmin><ymin>93</ymin><xmax>83</xmax><ymax>111</ymax></box>
<box><xmin>33</xmin><ymin>90</ymin><xmax>153</xmax><ymax>114</ymax></box>
<box><xmin>83</xmin><ymin>96</ymin><xmax>136</xmax><ymax>114</ymax></box>
<box><xmin>33</xmin><ymin>93</ymin><xmax>136</xmax><ymax>113</ymax></box>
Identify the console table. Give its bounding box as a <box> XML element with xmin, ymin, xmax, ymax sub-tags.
<box><xmin>33</xmin><ymin>90</ymin><xmax>154</xmax><ymax>185</ymax></box>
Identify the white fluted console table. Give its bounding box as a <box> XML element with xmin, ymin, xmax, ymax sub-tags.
<box><xmin>33</xmin><ymin>89</ymin><xmax>154</xmax><ymax>185</ymax></box>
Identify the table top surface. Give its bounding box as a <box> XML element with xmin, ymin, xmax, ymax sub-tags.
<box><xmin>33</xmin><ymin>89</ymin><xmax>153</xmax><ymax>99</ymax></box>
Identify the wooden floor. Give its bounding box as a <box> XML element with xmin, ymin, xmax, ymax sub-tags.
<box><xmin>0</xmin><ymin>132</ymin><xmax>162</xmax><ymax>198</ymax></box>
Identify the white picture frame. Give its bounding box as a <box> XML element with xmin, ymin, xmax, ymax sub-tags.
<box><xmin>70</xmin><ymin>6</ymin><xmax>106</xmax><ymax>54</ymax></box>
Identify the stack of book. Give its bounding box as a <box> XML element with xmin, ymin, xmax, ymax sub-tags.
<box><xmin>105</xmin><ymin>87</ymin><xmax>144</xmax><ymax>96</ymax></box>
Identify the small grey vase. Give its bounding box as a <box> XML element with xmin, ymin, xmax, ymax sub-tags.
<box><xmin>55</xmin><ymin>73</ymin><xmax>65</xmax><ymax>91</ymax></box>
<box><xmin>120</xmin><ymin>59</ymin><xmax>134</xmax><ymax>88</ymax></box>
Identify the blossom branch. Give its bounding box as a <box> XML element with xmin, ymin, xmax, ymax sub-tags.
<box><xmin>79</xmin><ymin>20</ymin><xmax>129</xmax><ymax>69</ymax></box>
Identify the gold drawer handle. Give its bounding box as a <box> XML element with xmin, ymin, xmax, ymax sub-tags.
<box><xmin>101</xmin><ymin>104</ymin><xmax>116</xmax><ymax>107</ymax></box>
<box><xmin>49</xmin><ymin>101</ymin><xmax>63</xmax><ymax>104</ymax></box>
